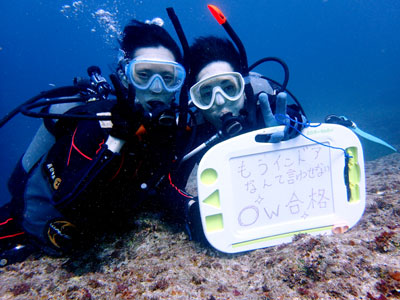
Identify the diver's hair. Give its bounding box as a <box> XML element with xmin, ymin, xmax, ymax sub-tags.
<box><xmin>120</xmin><ymin>20</ymin><xmax>182</xmax><ymax>62</ymax></box>
<box><xmin>188</xmin><ymin>36</ymin><xmax>242</xmax><ymax>86</ymax></box>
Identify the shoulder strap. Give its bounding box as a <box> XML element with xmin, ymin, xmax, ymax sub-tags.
<box><xmin>53</xmin><ymin>100</ymin><xmax>115</xmax><ymax>139</ymax></box>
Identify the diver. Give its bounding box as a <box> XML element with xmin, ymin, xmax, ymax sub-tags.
<box><xmin>188</xmin><ymin>36</ymin><xmax>305</xmax><ymax>144</ymax></box>
<box><xmin>0</xmin><ymin>19</ymin><xmax>186</xmax><ymax>266</ymax></box>
<box><xmin>163</xmin><ymin>35</ymin><xmax>307</xmax><ymax>242</ymax></box>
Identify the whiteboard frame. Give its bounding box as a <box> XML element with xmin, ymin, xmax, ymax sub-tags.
<box><xmin>197</xmin><ymin>123</ymin><xmax>366</xmax><ymax>253</ymax></box>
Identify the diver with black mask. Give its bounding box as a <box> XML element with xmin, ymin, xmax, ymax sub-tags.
<box><xmin>0</xmin><ymin>18</ymin><xmax>186</xmax><ymax>266</ymax></box>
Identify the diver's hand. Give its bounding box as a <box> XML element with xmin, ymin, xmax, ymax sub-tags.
<box><xmin>259</xmin><ymin>92</ymin><xmax>288</xmax><ymax>142</ymax></box>
<box><xmin>110</xmin><ymin>102</ymin><xmax>143</xmax><ymax>140</ymax></box>
<box><xmin>109</xmin><ymin>73</ymin><xmax>143</xmax><ymax>141</ymax></box>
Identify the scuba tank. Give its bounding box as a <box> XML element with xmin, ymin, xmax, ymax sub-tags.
<box><xmin>4</xmin><ymin>67</ymin><xmax>114</xmax><ymax>206</ymax></box>
<box><xmin>2</xmin><ymin>66</ymin><xmax>113</xmax><ymax>175</ymax></box>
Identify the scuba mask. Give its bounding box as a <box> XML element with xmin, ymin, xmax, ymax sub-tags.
<box><xmin>125</xmin><ymin>59</ymin><xmax>186</xmax><ymax>93</ymax></box>
<box><xmin>190</xmin><ymin>72</ymin><xmax>245</xmax><ymax>110</ymax></box>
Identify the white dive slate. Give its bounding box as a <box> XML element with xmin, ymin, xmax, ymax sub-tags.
<box><xmin>197</xmin><ymin>123</ymin><xmax>366</xmax><ymax>253</ymax></box>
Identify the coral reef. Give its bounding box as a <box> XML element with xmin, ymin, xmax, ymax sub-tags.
<box><xmin>1</xmin><ymin>153</ymin><xmax>399</xmax><ymax>299</ymax></box>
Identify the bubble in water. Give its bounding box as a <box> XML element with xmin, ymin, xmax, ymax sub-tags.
<box><xmin>145</xmin><ymin>17</ymin><xmax>164</xmax><ymax>27</ymax></box>
<box><xmin>60</xmin><ymin>4</ymin><xmax>71</xmax><ymax>17</ymax></box>
<box><xmin>60</xmin><ymin>1</ymin><xmax>123</xmax><ymax>45</ymax></box>
<box><xmin>94</xmin><ymin>8</ymin><xmax>112</xmax><ymax>18</ymax></box>
<box><xmin>92</xmin><ymin>8</ymin><xmax>121</xmax><ymax>38</ymax></box>
<box><xmin>60</xmin><ymin>1</ymin><xmax>83</xmax><ymax>18</ymax></box>
<box><xmin>72</xmin><ymin>1</ymin><xmax>83</xmax><ymax>10</ymax></box>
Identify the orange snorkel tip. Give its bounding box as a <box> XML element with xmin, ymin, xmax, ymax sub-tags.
<box><xmin>207</xmin><ymin>4</ymin><xmax>227</xmax><ymax>24</ymax></box>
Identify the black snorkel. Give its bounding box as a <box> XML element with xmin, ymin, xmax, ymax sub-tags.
<box><xmin>166</xmin><ymin>7</ymin><xmax>199</xmax><ymax>164</ymax></box>
<box><xmin>207</xmin><ymin>5</ymin><xmax>256</xmax><ymax>128</ymax></box>
<box><xmin>207</xmin><ymin>5</ymin><xmax>306</xmax><ymax>119</ymax></box>
<box><xmin>166</xmin><ymin>7</ymin><xmax>190</xmax><ymax>132</ymax></box>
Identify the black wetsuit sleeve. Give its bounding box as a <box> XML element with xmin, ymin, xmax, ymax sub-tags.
<box><xmin>50</xmin><ymin>146</ymin><xmax>119</xmax><ymax>208</ymax></box>
<box><xmin>43</xmin><ymin>118</ymin><xmax>121</xmax><ymax>209</ymax></box>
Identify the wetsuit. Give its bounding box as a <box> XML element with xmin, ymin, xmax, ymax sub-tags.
<box><xmin>1</xmin><ymin>99</ymin><xmax>178</xmax><ymax>257</ymax></box>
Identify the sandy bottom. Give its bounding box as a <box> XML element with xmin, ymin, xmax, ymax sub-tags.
<box><xmin>0</xmin><ymin>153</ymin><xmax>399</xmax><ymax>300</ymax></box>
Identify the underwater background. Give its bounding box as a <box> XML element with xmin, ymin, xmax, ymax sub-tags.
<box><xmin>0</xmin><ymin>0</ymin><xmax>399</xmax><ymax>206</ymax></box>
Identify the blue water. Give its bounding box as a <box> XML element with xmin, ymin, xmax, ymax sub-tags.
<box><xmin>1</xmin><ymin>0</ymin><xmax>399</xmax><ymax>206</ymax></box>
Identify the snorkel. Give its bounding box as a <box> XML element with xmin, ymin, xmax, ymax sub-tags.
<box><xmin>207</xmin><ymin>5</ymin><xmax>256</xmax><ymax>128</ymax></box>
<box><xmin>166</xmin><ymin>7</ymin><xmax>196</xmax><ymax>162</ymax></box>
<box><xmin>166</xmin><ymin>8</ymin><xmax>190</xmax><ymax>132</ymax></box>
<box><xmin>207</xmin><ymin>4</ymin><xmax>306</xmax><ymax>118</ymax></box>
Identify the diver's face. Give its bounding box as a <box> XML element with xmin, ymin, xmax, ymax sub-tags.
<box><xmin>132</xmin><ymin>46</ymin><xmax>176</xmax><ymax>112</ymax></box>
<box><xmin>196</xmin><ymin>61</ymin><xmax>245</xmax><ymax>129</ymax></box>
